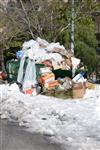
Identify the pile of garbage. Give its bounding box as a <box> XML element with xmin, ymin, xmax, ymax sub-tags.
<box><xmin>11</xmin><ymin>37</ymin><xmax>95</xmax><ymax>98</ymax></box>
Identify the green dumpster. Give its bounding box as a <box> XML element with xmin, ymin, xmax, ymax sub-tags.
<box><xmin>6</xmin><ymin>58</ymin><xmax>45</xmax><ymax>83</ymax></box>
<box><xmin>6</xmin><ymin>59</ymin><xmax>20</xmax><ymax>82</ymax></box>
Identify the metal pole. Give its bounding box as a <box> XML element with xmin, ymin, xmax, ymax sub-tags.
<box><xmin>71</xmin><ymin>0</ymin><xmax>74</xmax><ymax>54</ymax></box>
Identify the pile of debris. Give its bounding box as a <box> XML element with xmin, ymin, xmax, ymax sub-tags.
<box><xmin>9</xmin><ymin>37</ymin><xmax>95</xmax><ymax>98</ymax></box>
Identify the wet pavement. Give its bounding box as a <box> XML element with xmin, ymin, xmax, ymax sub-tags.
<box><xmin>0</xmin><ymin>120</ymin><xmax>63</xmax><ymax>150</ymax></box>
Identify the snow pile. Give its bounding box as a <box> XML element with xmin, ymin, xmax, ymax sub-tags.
<box><xmin>0</xmin><ymin>83</ymin><xmax>100</xmax><ymax>149</ymax></box>
<box><xmin>95</xmin><ymin>85</ymin><xmax>100</xmax><ymax>119</ymax></box>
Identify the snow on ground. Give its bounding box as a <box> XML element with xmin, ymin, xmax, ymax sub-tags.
<box><xmin>0</xmin><ymin>83</ymin><xmax>100</xmax><ymax>150</ymax></box>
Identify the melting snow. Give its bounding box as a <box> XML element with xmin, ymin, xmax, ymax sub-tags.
<box><xmin>0</xmin><ymin>83</ymin><xmax>100</xmax><ymax>149</ymax></box>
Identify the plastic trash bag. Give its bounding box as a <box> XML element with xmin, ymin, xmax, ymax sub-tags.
<box><xmin>16</xmin><ymin>50</ymin><xmax>23</xmax><ymax>59</ymax></box>
<box><xmin>36</xmin><ymin>37</ymin><xmax>49</xmax><ymax>47</ymax></box>
<box><xmin>71</xmin><ymin>57</ymin><xmax>80</xmax><ymax>69</ymax></box>
<box><xmin>23</xmin><ymin>59</ymin><xmax>37</xmax><ymax>90</ymax></box>
<box><xmin>49</xmin><ymin>53</ymin><xmax>63</xmax><ymax>64</ymax></box>
<box><xmin>46</xmin><ymin>42</ymin><xmax>65</xmax><ymax>52</ymax></box>
<box><xmin>17</xmin><ymin>57</ymin><xmax>26</xmax><ymax>84</ymax></box>
<box><xmin>22</xmin><ymin>40</ymin><xmax>39</xmax><ymax>50</ymax></box>
<box><xmin>71</xmin><ymin>57</ymin><xmax>80</xmax><ymax>77</ymax></box>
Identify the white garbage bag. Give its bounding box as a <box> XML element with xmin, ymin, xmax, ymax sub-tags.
<box><xmin>46</xmin><ymin>42</ymin><xmax>65</xmax><ymax>52</ymax></box>
<box><xmin>36</xmin><ymin>37</ymin><xmax>49</xmax><ymax>47</ymax></box>
<box><xmin>17</xmin><ymin>57</ymin><xmax>26</xmax><ymax>84</ymax></box>
<box><xmin>71</xmin><ymin>57</ymin><xmax>81</xmax><ymax>77</ymax></box>
<box><xmin>49</xmin><ymin>53</ymin><xmax>63</xmax><ymax>64</ymax></box>
<box><xmin>22</xmin><ymin>40</ymin><xmax>39</xmax><ymax>50</ymax></box>
<box><xmin>23</xmin><ymin>60</ymin><xmax>37</xmax><ymax>90</ymax></box>
<box><xmin>71</xmin><ymin>57</ymin><xmax>80</xmax><ymax>69</ymax></box>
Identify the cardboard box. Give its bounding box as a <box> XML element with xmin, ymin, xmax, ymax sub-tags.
<box><xmin>38</xmin><ymin>73</ymin><xmax>55</xmax><ymax>85</ymax></box>
<box><xmin>40</xmin><ymin>67</ymin><xmax>51</xmax><ymax>75</ymax></box>
<box><xmin>66</xmin><ymin>52</ymin><xmax>74</xmax><ymax>58</ymax></box>
<box><xmin>72</xmin><ymin>82</ymin><xmax>86</xmax><ymax>98</ymax></box>
<box><xmin>42</xmin><ymin>60</ymin><xmax>52</xmax><ymax>68</ymax></box>
<box><xmin>44</xmin><ymin>80</ymin><xmax>60</xmax><ymax>90</ymax></box>
<box><xmin>65</xmin><ymin>58</ymin><xmax>72</xmax><ymax>68</ymax></box>
<box><xmin>85</xmin><ymin>81</ymin><xmax>95</xmax><ymax>89</ymax></box>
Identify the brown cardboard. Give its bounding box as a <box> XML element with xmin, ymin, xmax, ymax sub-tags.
<box><xmin>72</xmin><ymin>82</ymin><xmax>86</xmax><ymax>98</ymax></box>
<box><xmin>65</xmin><ymin>58</ymin><xmax>72</xmax><ymax>68</ymax></box>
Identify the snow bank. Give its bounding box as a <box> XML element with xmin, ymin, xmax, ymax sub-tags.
<box><xmin>0</xmin><ymin>83</ymin><xmax>100</xmax><ymax>149</ymax></box>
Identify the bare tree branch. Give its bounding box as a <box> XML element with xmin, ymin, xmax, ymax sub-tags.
<box><xmin>19</xmin><ymin>0</ymin><xmax>35</xmax><ymax>39</ymax></box>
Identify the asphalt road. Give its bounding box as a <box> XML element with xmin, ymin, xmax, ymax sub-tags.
<box><xmin>0</xmin><ymin>120</ymin><xmax>63</xmax><ymax>150</ymax></box>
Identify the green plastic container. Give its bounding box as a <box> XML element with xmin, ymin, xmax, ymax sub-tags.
<box><xmin>6</xmin><ymin>59</ymin><xmax>20</xmax><ymax>82</ymax></box>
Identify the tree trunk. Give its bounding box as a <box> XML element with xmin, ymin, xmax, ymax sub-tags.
<box><xmin>0</xmin><ymin>49</ymin><xmax>6</xmax><ymax>72</ymax></box>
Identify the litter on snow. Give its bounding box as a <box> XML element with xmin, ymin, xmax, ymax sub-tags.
<box><xmin>1</xmin><ymin>37</ymin><xmax>97</xmax><ymax>99</ymax></box>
